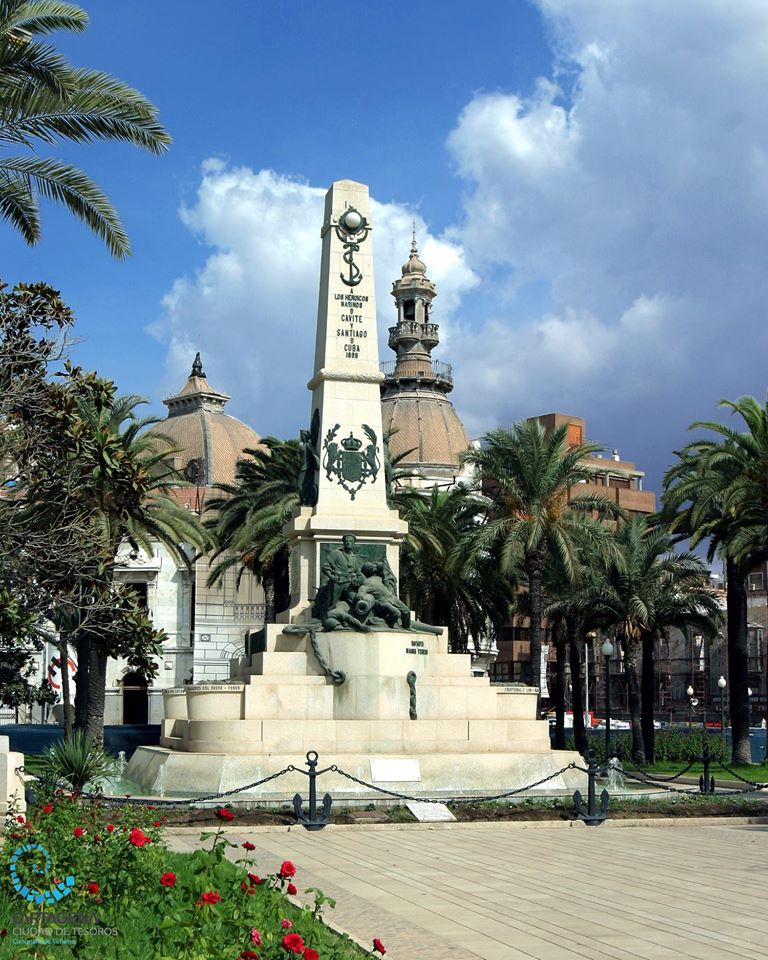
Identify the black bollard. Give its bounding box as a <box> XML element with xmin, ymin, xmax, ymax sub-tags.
<box><xmin>292</xmin><ymin>751</ymin><xmax>333</xmax><ymax>831</ymax></box>
<box><xmin>699</xmin><ymin>740</ymin><xmax>716</xmax><ymax>795</ymax></box>
<box><xmin>574</xmin><ymin>748</ymin><xmax>609</xmax><ymax>826</ymax></box>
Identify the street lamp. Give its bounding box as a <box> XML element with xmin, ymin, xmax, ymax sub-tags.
<box><xmin>686</xmin><ymin>685</ymin><xmax>695</xmax><ymax>730</ymax></box>
<box><xmin>602</xmin><ymin>638</ymin><xmax>615</xmax><ymax>759</ymax></box>
<box><xmin>717</xmin><ymin>675</ymin><xmax>727</xmax><ymax>744</ymax></box>
<box><xmin>748</xmin><ymin>687</ymin><xmax>753</xmax><ymax>729</ymax></box>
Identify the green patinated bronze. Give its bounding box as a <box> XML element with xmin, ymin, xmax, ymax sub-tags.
<box><xmin>322</xmin><ymin>423</ymin><xmax>380</xmax><ymax>499</ymax></box>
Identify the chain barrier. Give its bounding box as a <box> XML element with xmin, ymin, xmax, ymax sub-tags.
<box><xmin>620</xmin><ymin>757</ymin><xmax>697</xmax><ymax>782</ymax></box>
<box><xmin>328</xmin><ymin>762</ymin><xmax>579</xmax><ymax>805</ymax></box>
<box><xmin>18</xmin><ymin>765</ymin><xmax>297</xmax><ymax>807</ymax></box>
<box><xmin>714</xmin><ymin>761</ymin><xmax>768</xmax><ymax>789</ymax></box>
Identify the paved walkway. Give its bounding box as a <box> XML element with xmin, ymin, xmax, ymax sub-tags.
<box><xmin>168</xmin><ymin>821</ymin><xmax>768</xmax><ymax>960</ymax></box>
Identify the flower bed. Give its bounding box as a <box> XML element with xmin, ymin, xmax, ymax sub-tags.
<box><xmin>0</xmin><ymin>794</ymin><xmax>385</xmax><ymax>959</ymax></box>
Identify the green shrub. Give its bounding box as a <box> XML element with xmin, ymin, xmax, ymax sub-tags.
<box><xmin>39</xmin><ymin>731</ymin><xmax>116</xmax><ymax>792</ymax></box>
<box><xmin>566</xmin><ymin>729</ymin><xmax>728</xmax><ymax>766</ymax></box>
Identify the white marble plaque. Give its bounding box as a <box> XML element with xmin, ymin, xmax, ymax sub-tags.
<box><xmin>406</xmin><ymin>801</ymin><xmax>456</xmax><ymax>823</ymax></box>
<box><xmin>369</xmin><ymin>758</ymin><xmax>421</xmax><ymax>782</ymax></box>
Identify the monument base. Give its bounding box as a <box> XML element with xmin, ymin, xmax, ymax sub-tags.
<box><xmin>125</xmin><ymin>627</ymin><xmax>586</xmax><ymax>799</ymax></box>
<box><xmin>126</xmin><ymin>745</ymin><xmax>584</xmax><ymax>803</ymax></box>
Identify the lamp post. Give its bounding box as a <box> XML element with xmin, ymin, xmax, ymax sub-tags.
<box><xmin>717</xmin><ymin>675</ymin><xmax>727</xmax><ymax>745</ymax></box>
<box><xmin>687</xmin><ymin>685</ymin><xmax>695</xmax><ymax>730</ymax></box>
<box><xmin>748</xmin><ymin>687</ymin><xmax>753</xmax><ymax>729</ymax></box>
<box><xmin>602</xmin><ymin>638</ymin><xmax>615</xmax><ymax>759</ymax></box>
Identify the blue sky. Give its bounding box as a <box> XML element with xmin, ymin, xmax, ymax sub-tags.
<box><xmin>4</xmin><ymin>1</ymin><xmax>768</xmax><ymax>496</ymax></box>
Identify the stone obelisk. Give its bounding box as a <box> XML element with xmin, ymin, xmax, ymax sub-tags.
<box><xmin>280</xmin><ymin>180</ymin><xmax>407</xmax><ymax>623</ymax></box>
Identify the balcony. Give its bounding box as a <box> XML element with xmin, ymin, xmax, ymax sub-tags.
<box><xmin>380</xmin><ymin>360</ymin><xmax>453</xmax><ymax>385</ymax></box>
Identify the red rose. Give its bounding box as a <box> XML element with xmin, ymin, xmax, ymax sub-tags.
<box><xmin>281</xmin><ymin>919</ymin><xmax>292</xmax><ymax>929</ymax></box>
<box><xmin>279</xmin><ymin>860</ymin><xmax>296</xmax><ymax>879</ymax></box>
<box><xmin>86</xmin><ymin>882</ymin><xmax>99</xmax><ymax>895</ymax></box>
<box><xmin>17</xmin><ymin>815</ymin><xmax>25</xmax><ymax>823</ymax></box>
<box><xmin>251</xmin><ymin>928</ymin><xmax>262</xmax><ymax>946</ymax></box>
<box><xmin>73</xmin><ymin>827</ymin><xmax>84</xmax><ymax>837</ymax></box>
<box><xmin>153</xmin><ymin>821</ymin><xmax>160</xmax><ymax>827</ymax></box>
<box><xmin>373</xmin><ymin>939</ymin><xmax>386</xmax><ymax>955</ymax></box>
<box><xmin>239</xmin><ymin>952</ymin><xmax>259</xmax><ymax>960</ymax></box>
<box><xmin>242</xmin><ymin>841</ymin><xmax>256</xmax><ymax>851</ymax></box>
<box><xmin>215</xmin><ymin>807</ymin><xmax>235</xmax><ymax>821</ymax></box>
<box><xmin>287</xmin><ymin>882</ymin><xmax>297</xmax><ymax>895</ymax></box>
<box><xmin>160</xmin><ymin>872</ymin><xmax>177</xmax><ymax>887</ymax></box>
<box><xmin>303</xmin><ymin>950</ymin><xmax>319</xmax><ymax>960</ymax></box>
<box><xmin>147</xmin><ymin>805</ymin><xmax>155</xmax><ymax>810</ymax></box>
<box><xmin>200</xmin><ymin>891</ymin><xmax>220</xmax><ymax>904</ymax></box>
<box><xmin>247</xmin><ymin>873</ymin><xmax>263</xmax><ymax>885</ymax></box>
<box><xmin>129</xmin><ymin>828</ymin><xmax>150</xmax><ymax>847</ymax></box>
<box><xmin>162</xmin><ymin>815</ymin><xmax>168</xmax><ymax>822</ymax></box>
<box><xmin>282</xmin><ymin>932</ymin><xmax>305</xmax><ymax>954</ymax></box>
<box><xmin>1</xmin><ymin>929</ymin><xmax>6</xmax><ymax>938</ymax></box>
<box><xmin>42</xmin><ymin>804</ymin><xmax>53</xmax><ymax>814</ymax></box>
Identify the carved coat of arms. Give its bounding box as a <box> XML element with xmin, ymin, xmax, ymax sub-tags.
<box><xmin>323</xmin><ymin>423</ymin><xmax>380</xmax><ymax>499</ymax></box>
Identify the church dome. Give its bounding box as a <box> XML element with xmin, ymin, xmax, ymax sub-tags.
<box><xmin>146</xmin><ymin>353</ymin><xmax>263</xmax><ymax>488</ymax></box>
<box><xmin>382</xmin><ymin>388</ymin><xmax>470</xmax><ymax>472</ymax></box>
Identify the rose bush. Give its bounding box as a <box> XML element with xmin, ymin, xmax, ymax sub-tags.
<box><xmin>0</xmin><ymin>795</ymin><xmax>376</xmax><ymax>959</ymax></box>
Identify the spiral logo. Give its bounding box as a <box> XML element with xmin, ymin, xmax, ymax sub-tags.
<box><xmin>9</xmin><ymin>844</ymin><xmax>75</xmax><ymax>904</ymax></box>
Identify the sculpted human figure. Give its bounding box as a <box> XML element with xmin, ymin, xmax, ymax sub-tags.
<box><xmin>353</xmin><ymin>561</ymin><xmax>412</xmax><ymax>629</ymax></box>
<box><xmin>321</xmin><ymin>534</ymin><xmax>364</xmax><ymax>608</ymax></box>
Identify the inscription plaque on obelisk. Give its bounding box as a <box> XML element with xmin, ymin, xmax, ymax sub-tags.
<box><xmin>280</xmin><ymin>180</ymin><xmax>407</xmax><ymax>623</ymax></box>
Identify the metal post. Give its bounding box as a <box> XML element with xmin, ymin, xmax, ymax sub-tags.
<box><xmin>605</xmin><ymin>654</ymin><xmax>611</xmax><ymax>760</ymax></box>
<box><xmin>584</xmin><ymin>642</ymin><xmax>590</xmax><ymax>726</ymax></box>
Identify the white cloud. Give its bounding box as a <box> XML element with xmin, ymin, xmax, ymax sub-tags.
<box><xmin>446</xmin><ymin>0</ymin><xmax>768</xmax><ymax>481</ymax></box>
<box><xmin>150</xmin><ymin>165</ymin><xmax>477</xmax><ymax>438</ymax></box>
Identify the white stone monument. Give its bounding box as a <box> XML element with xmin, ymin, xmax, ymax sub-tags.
<box><xmin>127</xmin><ymin>181</ymin><xmax>584</xmax><ymax>802</ymax></box>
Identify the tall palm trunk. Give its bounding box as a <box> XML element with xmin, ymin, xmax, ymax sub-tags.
<box><xmin>641</xmin><ymin>630</ymin><xmax>657</xmax><ymax>764</ymax></box>
<box><xmin>623</xmin><ymin>634</ymin><xmax>646</xmax><ymax>764</ymax></box>
<box><xmin>567</xmin><ymin>616</ymin><xmax>588</xmax><ymax>755</ymax></box>
<box><xmin>74</xmin><ymin>631</ymin><xmax>90</xmax><ymax>730</ymax></box>
<box><xmin>552</xmin><ymin>620</ymin><xmax>567</xmax><ymax>749</ymax></box>
<box><xmin>85</xmin><ymin>648</ymin><xmax>107</xmax><ymax>748</ymax></box>
<box><xmin>263</xmin><ymin>570</ymin><xmax>276</xmax><ymax>625</ymax></box>
<box><xmin>527</xmin><ymin>547</ymin><xmax>546</xmax><ymax>713</ymax></box>
<box><xmin>58</xmin><ymin>636</ymin><xmax>74</xmax><ymax>739</ymax></box>
<box><xmin>726</xmin><ymin>557</ymin><xmax>751</xmax><ymax>764</ymax></box>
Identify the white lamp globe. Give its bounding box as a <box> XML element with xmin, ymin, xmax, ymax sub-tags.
<box><xmin>686</xmin><ymin>685</ymin><xmax>694</xmax><ymax>697</ymax></box>
<box><xmin>601</xmin><ymin>639</ymin><xmax>614</xmax><ymax>657</ymax></box>
<box><xmin>717</xmin><ymin>676</ymin><xmax>726</xmax><ymax>690</ymax></box>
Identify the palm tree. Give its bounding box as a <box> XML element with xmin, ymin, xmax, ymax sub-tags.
<box><xmin>51</xmin><ymin>380</ymin><xmax>207</xmax><ymax>742</ymax></box>
<box><xmin>662</xmin><ymin>395</ymin><xmax>768</xmax><ymax>763</ymax></box>
<box><xmin>543</xmin><ymin>518</ymin><xmax>617</xmax><ymax>753</ymax></box>
<box><xmin>586</xmin><ymin>517</ymin><xmax>722</xmax><ymax>763</ymax></box>
<box><xmin>393</xmin><ymin>484</ymin><xmax>515</xmax><ymax>653</ymax></box>
<box><xmin>461</xmin><ymin>419</ymin><xmax>616</xmax><ymax>710</ymax></box>
<box><xmin>207</xmin><ymin>439</ymin><xmax>300</xmax><ymax>624</ymax></box>
<box><xmin>0</xmin><ymin>0</ymin><xmax>171</xmax><ymax>256</ymax></box>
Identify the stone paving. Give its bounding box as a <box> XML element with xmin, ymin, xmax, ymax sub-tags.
<box><xmin>168</xmin><ymin>820</ymin><xmax>768</xmax><ymax>960</ymax></box>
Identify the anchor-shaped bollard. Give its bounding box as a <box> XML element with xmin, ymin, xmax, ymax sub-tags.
<box><xmin>573</xmin><ymin>749</ymin><xmax>610</xmax><ymax>826</ymax></box>
<box><xmin>699</xmin><ymin>740</ymin><xmax>716</xmax><ymax>795</ymax></box>
<box><xmin>292</xmin><ymin>751</ymin><xmax>333</xmax><ymax>831</ymax></box>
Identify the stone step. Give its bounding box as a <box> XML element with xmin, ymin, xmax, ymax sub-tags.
<box><xmin>241</xmin><ymin>673</ymin><xmax>329</xmax><ymax>686</ymax></box>
<box><xmin>246</xmin><ymin>651</ymin><xmax>314</xmax><ymax>676</ymax></box>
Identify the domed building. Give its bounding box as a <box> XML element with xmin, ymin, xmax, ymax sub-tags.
<box><xmin>380</xmin><ymin>234</ymin><xmax>473</xmax><ymax>487</ymax></box>
<box><xmin>104</xmin><ymin>356</ymin><xmax>267</xmax><ymax>725</ymax></box>
<box><xmin>145</xmin><ymin>352</ymin><xmax>264</xmax><ymax>505</ymax></box>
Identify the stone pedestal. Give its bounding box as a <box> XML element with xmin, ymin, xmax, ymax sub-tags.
<box><xmin>0</xmin><ymin>735</ymin><xmax>26</xmax><ymax>817</ymax></box>
<box><xmin>127</xmin><ymin>627</ymin><xmax>583</xmax><ymax>799</ymax></box>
